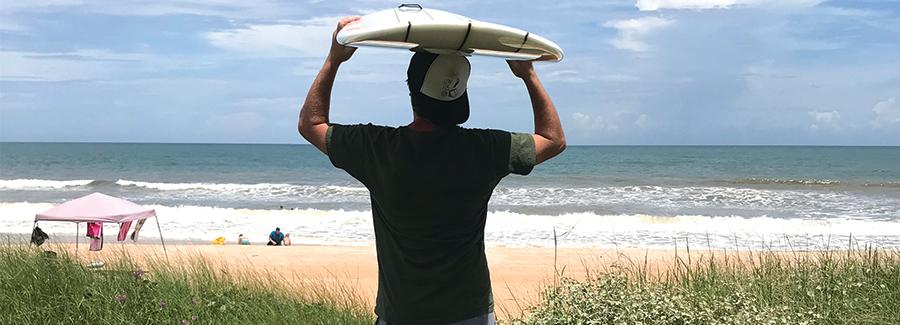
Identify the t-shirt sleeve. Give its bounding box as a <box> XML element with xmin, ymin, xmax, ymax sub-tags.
<box><xmin>508</xmin><ymin>132</ymin><xmax>536</xmax><ymax>175</ymax></box>
<box><xmin>326</xmin><ymin>124</ymin><xmax>375</xmax><ymax>184</ymax></box>
<box><xmin>485</xmin><ymin>130</ymin><xmax>536</xmax><ymax>177</ymax></box>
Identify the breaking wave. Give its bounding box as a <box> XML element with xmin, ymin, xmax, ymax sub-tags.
<box><xmin>0</xmin><ymin>179</ymin><xmax>94</xmax><ymax>189</ymax></box>
<box><xmin>3</xmin><ymin>202</ymin><xmax>899</xmax><ymax>249</ymax></box>
<box><xmin>734</xmin><ymin>178</ymin><xmax>841</xmax><ymax>186</ymax></box>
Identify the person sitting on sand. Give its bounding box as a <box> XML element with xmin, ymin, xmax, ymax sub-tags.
<box><xmin>297</xmin><ymin>17</ymin><xmax>565</xmax><ymax>325</ymax></box>
<box><xmin>267</xmin><ymin>227</ymin><xmax>285</xmax><ymax>246</ymax></box>
<box><xmin>238</xmin><ymin>233</ymin><xmax>250</xmax><ymax>245</ymax></box>
<box><xmin>283</xmin><ymin>233</ymin><xmax>292</xmax><ymax>246</ymax></box>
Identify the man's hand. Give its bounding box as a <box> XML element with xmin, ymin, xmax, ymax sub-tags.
<box><xmin>327</xmin><ymin>16</ymin><xmax>361</xmax><ymax>64</ymax></box>
<box><xmin>507</xmin><ymin>60</ymin><xmax>536</xmax><ymax>80</ymax></box>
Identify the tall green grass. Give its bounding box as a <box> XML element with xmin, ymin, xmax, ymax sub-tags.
<box><xmin>0</xmin><ymin>244</ymin><xmax>373</xmax><ymax>325</ymax></box>
<box><xmin>509</xmin><ymin>245</ymin><xmax>900</xmax><ymax>324</ymax></box>
<box><xmin>6</xmin><ymin>241</ymin><xmax>899</xmax><ymax>324</ymax></box>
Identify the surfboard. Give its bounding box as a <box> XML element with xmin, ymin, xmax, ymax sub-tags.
<box><xmin>336</xmin><ymin>4</ymin><xmax>564</xmax><ymax>62</ymax></box>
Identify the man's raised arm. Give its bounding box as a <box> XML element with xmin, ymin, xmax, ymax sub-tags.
<box><xmin>298</xmin><ymin>16</ymin><xmax>360</xmax><ymax>154</ymax></box>
<box><xmin>507</xmin><ymin>60</ymin><xmax>566</xmax><ymax>164</ymax></box>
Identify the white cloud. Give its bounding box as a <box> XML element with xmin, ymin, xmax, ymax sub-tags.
<box><xmin>571</xmin><ymin>112</ymin><xmax>619</xmax><ymax>132</ymax></box>
<box><xmin>0</xmin><ymin>0</ymin><xmax>83</xmax><ymax>13</ymax></box>
<box><xmin>0</xmin><ymin>51</ymin><xmax>109</xmax><ymax>81</ymax></box>
<box><xmin>637</xmin><ymin>0</ymin><xmax>739</xmax><ymax>11</ymax></box>
<box><xmin>0</xmin><ymin>49</ymin><xmax>157</xmax><ymax>81</ymax></box>
<box><xmin>572</xmin><ymin>112</ymin><xmax>593</xmax><ymax>129</ymax></box>
<box><xmin>635</xmin><ymin>0</ymin><xmax>822</xmax><ymax>11</ymax></box>
<box><xmin>872</xmin><ymin>97</ymin><xmax>899</xmax><ymax>129</ymax></box>
<box><xmin>634</xmin><ymin>113</ymin><xmax>648</xmax><ymax>128</ymax></box>
<box><xmin>544</xmin><ymin>69</ymin><xmax>640</xmax><ymax>83</ymax></box>
<box><xmin>0</xmin><ymin>0</ymin><xmax>293</xmax><ymax>20</ymax></box>
<box><xmin>603</xmin><ymin>17</ymin><xmax>673</xmax><ymax>52</ymax></box>
<box><xmin>205</xmin><ymin>17</ymin><xmax>339</xmax><ymax>58</ymax></box>
<box><xmin>808</xmin><ymin>109</ymin><xmax>840</xmax><ymax>131</ymax></box>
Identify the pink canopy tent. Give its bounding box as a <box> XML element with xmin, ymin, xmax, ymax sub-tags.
<box><xmin>34</xmin><ymin>192</ymin><xmax>168</xmax><ymax>259</ymax></box>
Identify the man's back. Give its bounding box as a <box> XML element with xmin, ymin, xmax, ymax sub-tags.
<box><xmin>327</xmin><ymin>124</ymin><xmax>534</xmax><ymax>324</ymax></box>
<box><xmin>298</xmin><ymin>17</ymin><xmax>565</xmax><ymax>324</ymax></box>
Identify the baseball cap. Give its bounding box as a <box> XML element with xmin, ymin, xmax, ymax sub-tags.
<box><xmin>407</xmin><ymin>52</ymin><xmax>470</xmax><ymax>126</ymax></box>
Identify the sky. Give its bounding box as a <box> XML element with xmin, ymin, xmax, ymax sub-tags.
<box><xmin>0</xmin><ymin>0</ymin><xmax>898</xmax><ymax>145</ymax></box>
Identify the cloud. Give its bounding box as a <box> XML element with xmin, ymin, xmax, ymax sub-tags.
<box><xmin>635</xmin><ymin>0</ymin><xmax>822</xmax><ymax>11</ymax></box>
<box><xmin>0</xmin><ymin>49</ymin><xmax>158</xmax><ymax>81</ymax></box>
<box><xmin>571</xmin><ymin>112</ymin><xmax>619</xmax><ymax>133</ymax></box>
<box><xmin>603</xmin><ymin>17</ymin><xmax>673</xmax><ymax>52</ymax></box>
<box><xmin>0</xmin><ymin>0</ymin><xmax>296</xmax><ymax>20</ymax></box>
<box><xmin>544</xmin><ymin>69</ymin><xmax>640</xmax><ymax>83</ymax></box>
<box><xmin>0</xmin><ymin>51</ymin><xmax>110</xmax><ymax>81</ymax></box>
<box><xmin>205</xmin><ymin>17</ymin><xmax>338</xmax><ymax>58</ymax></box>
<box><xmin>637</xmin><ymin>0</ymin><xmax>739</xmax><ymax>11</ymax></box>
<box><xmin>872</xmin><ymin>97</ymin><xmax>899</xmax><ymax>129</ymax></box>
<box><xmin>572</xmin><ymin>112</ymin><xmax>593</xmax><ymax>129</ymax></box>
<box><xmin>808</xmin><ymin>110</ymin><xmax>840</xmax><ymax>131</ymax></box>
<box><xmin>634</xmin><ymin>113</ymin><xmax>649</xmax><ymax>128</ymax></box>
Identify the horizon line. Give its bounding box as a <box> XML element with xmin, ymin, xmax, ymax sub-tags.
<box><xmin>1</xmin><ymin>141</ymin><xmax>898</xmax><ymax>147</ymax></box>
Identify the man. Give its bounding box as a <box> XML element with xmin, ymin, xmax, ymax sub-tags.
<box><xmin>298</xmin><ymin>17</ymin><xmax>566</xmax><ymax>325</ymax></box>
<box><xmin>268</xmin><ymin>227</ymin><xmax>284</xmax><ymax>246</ymax></box>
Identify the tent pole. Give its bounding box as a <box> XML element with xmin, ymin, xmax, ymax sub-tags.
<box><xmin>154</xmin><ymin>216</ymin><xmax>169</xmax><ymax>263</ymax></box>
<box><xmin>75</xmin><ymin>222</ymin><xmax>79</xmax><ymax>260</ymax></box>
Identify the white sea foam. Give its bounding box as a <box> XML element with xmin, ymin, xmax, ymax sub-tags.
<box><xmin>0</xmin><ymin>179</ymin><xmax>94</xmax><ymax>189</ymax></box>
<box><xmin>4</xmin><ymin>179</ymin><xmax>899</xmax><ymax>219</ymax></box>
<box><xmin>4</xmin><ymin>202</ymin><xmax>899</xmax><ymax>249</ymax></box>
<box><xmin>116</xmin><ymin>179</ymin><xmax>369</xmax><ymax>197</ymax></box>
<box><xmin>491</xmin><ymin>185</ymin><xmax>900</xmax><ymax>218</ymax></box>
<box><xmin>118</xmin><ymin>179</ymin><xmax>286</xmax><ymax>191</ymax></box>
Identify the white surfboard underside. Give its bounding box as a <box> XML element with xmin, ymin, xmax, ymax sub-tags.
<box><xmin>336</xmin><ymin>5</ymin><xmax>564</xmax><ymax>62</ymax></box>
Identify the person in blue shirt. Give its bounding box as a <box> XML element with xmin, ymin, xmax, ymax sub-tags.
<box><xmin>267</xmin><ymin>227</ymin><xmax>285</xmax><ymax>246</ymax></box>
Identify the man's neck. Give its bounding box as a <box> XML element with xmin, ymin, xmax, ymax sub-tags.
<box><xmin>408</xmin><ymin>116</ymin><xmax>442</xmax><ymax>132</ymax></box>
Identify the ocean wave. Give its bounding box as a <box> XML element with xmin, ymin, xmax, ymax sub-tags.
<box><xmin>114</xmin><ymin>179</ymin><xmax>370</xmax><ymax>199</ymax></box>
<box><xmin>116</xmin><ymin>179</ymin><xmax>295</xmax><ymax>191</ymax></box>
<box><xmin>4</xmin><ymin>202</ymin><xmax>899</xmax><ymax>249</ymax></box>
<box><xmin>3</xmin><ymin>179</ymin><xmax>898</xmax><ymax>219</ymax></box>
<box><xmin>863</xmin><ymin>181</ymin><xmax>900</xmax><ymax>188</ymax></box>
<box><xmin>115</xmin><ymin>179</ymin><xmax>368</xmax><ymax>193</ymax></box>
<box><xmin>491</xmin><ymin>185</ymin><xmax>894</xmax><ymax>213</ymax></box>
<box><xmin>0</xmin><ymin>179</ymin><xmax>94</xmax><ymax>189</ymax></box>
<box><xmin>733</xmin><ymin>178</ymin><xmax>841</xmax><ymax>186</ymax></box>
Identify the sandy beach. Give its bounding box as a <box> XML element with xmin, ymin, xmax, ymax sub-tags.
<box><xmin>45</xmin><ymin>242</ymin><xmax>720</xmax><ymax>318</ymax></box>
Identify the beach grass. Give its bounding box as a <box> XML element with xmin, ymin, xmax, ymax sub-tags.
<box><xmin>508</xmin><ymin>244</ymin><xmax>900</xmax><ymax>324</ymax></box>
<box><xmin>4</xmin><ymin>241</ymin><xmax>900</xmax><ymax>324</ymax></box>
<box><xmin>0</xmin><ymin>244</ymin><xmax>373</xmax><ymax>325</ymax></box>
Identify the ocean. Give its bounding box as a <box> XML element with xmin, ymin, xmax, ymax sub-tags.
<box><xmin>1</xmin><ymin>143</ymin><xmax>898</xmax><ymax>249</ymax></box>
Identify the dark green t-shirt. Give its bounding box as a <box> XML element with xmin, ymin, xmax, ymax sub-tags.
<box><xmin>326</xmin><ymin>124</ymin><xmax>535</xmax><ymax>324</ymax></box>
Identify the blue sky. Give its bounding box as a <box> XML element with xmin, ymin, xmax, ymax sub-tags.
<box><xmin>1</xmin><ymin>0</ymin><xmax>898</xmax><ymax>145</ymax></box>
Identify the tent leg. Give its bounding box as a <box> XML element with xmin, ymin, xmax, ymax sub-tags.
<box><xmin>75</xmin><ymin>222</ymin><xmax>79</xmax><ymax>260</ymax></box>
<box><xmin>154</xmin><ymin>217</ymin><xmax>169</xmax><ymax>263</ymax></box>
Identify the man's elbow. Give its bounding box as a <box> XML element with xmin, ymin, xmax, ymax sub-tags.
<box><xmin>299</xmin><ymin>122</ymin><xmax>322</xmax><ymax>147</ymax></box>
<box><xmin>552</xmin><ymin>137</ymin><xmax>567</xmax><ymax>157</ymax></box>
<box><xmin>297</xmin><ymin>118</ymin><xmax>316</xmax><ymax>140</ymax></box>
<box><xmin>556</xmin><ymin>138</ymin><xmax>567</xmax><ymax>154</ymax></box>
<box><xmin>297</xmin><ymin>119</ymin><xmax>308</xmax><ymax>135</ymax></box>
